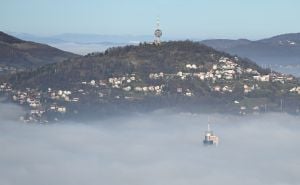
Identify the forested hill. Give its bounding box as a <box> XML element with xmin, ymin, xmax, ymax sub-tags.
<box><xmin>7</xmin><ymin>41</ymin><xmax>267</xmax><ymax>89</ymax></box>
<box><xmin>0</xmin><ymin>31</ymin><xmax>79</xmax><ymax>72</ymax></box>
<box><xmin>201</xmin><ymin>33</ymin><xmax>300</xmax><ymax>65</ymax></box>
<box><xmin>2</xmin><ymin>40</ymin><xmax>300</xmax><ymax>120</ymax></box>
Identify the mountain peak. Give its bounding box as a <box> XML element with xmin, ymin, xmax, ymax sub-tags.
<box><xmin>0</xmin><ymin>31</ymin><xmax>79</xmax><ymax>73</ymax></box>
<box><xmin>0</xmin><ymin>31</ymin><xmax>24</xmax><ymax>44</ymax></box>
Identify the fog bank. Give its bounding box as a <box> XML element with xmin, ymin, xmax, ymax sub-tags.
<box><xmin>0</xmin><ymin>105</ymin><xmax>300</xmax><ymax>185</ymax></box>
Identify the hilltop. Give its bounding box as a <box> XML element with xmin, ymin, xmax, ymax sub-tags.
<box><xmin>7</xmin><ymin>41</ymin><xmax>266</xmax><ymax>88</ymax></box>
<box><xmin>1</xmin><ymin>41</ymin><xmax>300</xmax><ymax>122</ymax></box>
<box><xmin>0</xmin><ymin>31</ymin><xmax>79</xmax><ymax>74</ymax></box>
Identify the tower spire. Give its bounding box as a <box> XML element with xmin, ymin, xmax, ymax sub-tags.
<box><xmin>207</xmin><ymin>117</ymin><xmax>211</xmax><ymax>131</ymax></box>
<box><xmin>154</xmin><ymin>17</ymin><xmax>162</xmax><ymax>45</ymax></box>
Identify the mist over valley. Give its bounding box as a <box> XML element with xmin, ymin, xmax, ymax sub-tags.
<box><xmin>1</xmin><ymin>104</ymin><xmax>299</xmax><ymax>185</ymax></box>
<box><xmin>2</xmin><ymin>1</ymin><xmax>300</xmax><ymax>184</ymax></box>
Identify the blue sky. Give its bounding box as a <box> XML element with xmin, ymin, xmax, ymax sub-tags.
<box><xmin>1</xmin><ymin>0</ymin><xmax>300</xmax><ymax>39</ymax></box>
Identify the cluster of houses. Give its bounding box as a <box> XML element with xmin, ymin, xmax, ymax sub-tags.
<box><xmin>175</xmin><ymin>57</ymin><xmax>241</xmax><ymax>83</ymax></box>
<box><xmin>108</xmin><ymin>75</ymin><xmax>136</xmax><ymax>88</ymax></box>
<box><xmin>253</xmin><ymin>75</ymin><xmax>270</xmax><ymax>82</ymax></box>
<box><xmin>243</xmin><ymin>84</ymin><xmax>260</xmax><ymax>94</ymax></box>
<box><xmin>49</xmin><ymin>104</ymin><xmax>67</xmax><ymax>113</ymax></box>
<box><xmin>48</xmin><ymin>88</ymin><xmax>79</xmax><ymax>102</ymax></box>
<box><xmin>0</xmin><ymin>83</ymin><xmax>71</xmax><ymax>122</ymax></box>
<box><xmin>172</xmin><ymin>57</ymin><xmax>242</xmax><ymax>93</ymax></box>
<box><xmin>1</xmin><ymin>55</ymin><xmax>300</xmax><ymax>122</ymax></box>
<box><xmin>9</xmin><ymin>88</ymin><xmax>45</xmax><ymax>122</ymax></box>
<box><xmin>176</xmin><ymin>88</ymin><xmax>193</xmax><ymax>96</ymax></box>
<box><xmin>82</xmin><ymin>73</ymin><xmax>165</xmax><ymax>95</ymax></box>
<box><xmin>180</xmin><ymin>57</ymin><xmax>295</xmax><ymax>94</ymax></box>
<box><xmin>6</xmin><ymin>87</ymin><xmax>41</xmax><ymax>108</ymax></box>
<box><xmin>134</xmin><ymin>85</ymin><xmax>164</xmax><ymax>94</ymax></box>
<box><xmin>149</xmin><ymin>72</ymin><xmax>164</xmax><ymax>80</ymax></box>
<box><xmin>239</xmin><ymin>105</ymin><xmax>261</xmax><ymax>115</ymax></box>
<box><xmin>271</xmin><ymin>74</ymin><xmax>294</xmax><ymax>83</ymax></box>
<box><xmin>0</xmin><ymin>83</ymin><xmax>12</xmax><ymax>92</ymax></box>
<box><xmin>253</xmin><ymin>73</ymin><xmax>294</xmax><ymax>83</ymax></box>
<box><xmin>79</xmin><ymin>56</ymin><xmax>297</xmax><ymax>97</ymax></box>
<box><xmin>290</xmin><ymin>87</ymin><xmax>300</xmax><ymax>95</ymax></box>
<box><xmin>212</xmin><ymin>85</ymin><xmax>233</xmax><ymax>93</ymax></box>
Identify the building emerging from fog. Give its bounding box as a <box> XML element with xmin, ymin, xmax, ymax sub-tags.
<box><xmin>203</xmin><ymin>122</ymin><xmax>219</xmax><ymax>146</ymax></box>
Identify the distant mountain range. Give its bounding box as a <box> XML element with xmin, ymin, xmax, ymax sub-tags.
<box><xmin>3</xmin><ymin>31</ymin><xmax>300</xmax><ymax>69</ymax></box>
<box><xmin>201</xmin><ymin>33</ymin><xmax>300</xmax><ymax>65</ymax></box>
<box><xmin>0</xmin><ymin>32</ymin><xmax>79</xmax><ymax>73</ymax></box>
<box><xmin>8</xmin><ymin>32</ymin><xmax>155</xmax><ymax>55</ymax></box>
<box><xmin>9</xmin><ymin>32</ymin><xmax>154</xmax><ymax>44</ymax></box>
<box><xmin>9</xmin><ymin>32</ymin><xmax>300</xmax><ymax>67</ymax></box>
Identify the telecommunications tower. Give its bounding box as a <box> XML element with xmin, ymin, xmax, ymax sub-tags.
<box><xmin>154</xmin><ymin>18</ymin><xmax>162</xmax><ymax>45</ymax></box>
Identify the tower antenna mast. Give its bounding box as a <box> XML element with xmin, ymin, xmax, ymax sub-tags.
<box><xmin>208</xmin><ymin>116</ymin><xmax>211</xmax><ymax>132</ymax></box>
<box><xmin>154</xmin><ymin>17</ymin><xmax>162</xmax><ymax>45</ymax></box>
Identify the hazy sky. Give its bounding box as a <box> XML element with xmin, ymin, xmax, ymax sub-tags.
<box><xmin>1</xmin><ymin>0</ymin><xmax>300</xmax><ymax>39</ymax></box>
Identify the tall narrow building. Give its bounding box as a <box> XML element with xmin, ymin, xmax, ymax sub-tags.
<box><xmin>203</xmin><ymin>120</ymin><xmax>219</xmax><ymax>146</ymax></box>
<box><xmin>154</xmin><ymin>18</ymin><xmax>162</xmax><ymax>45</ymax></box>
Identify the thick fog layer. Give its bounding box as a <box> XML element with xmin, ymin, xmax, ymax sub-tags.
<box><xmin>1</xmin><ymin>105</ymin><xmax>300</xmax><ymax>185</ymax></box>
<box><xmin>49</xmin><ymin>43</ymin><xmax>128</xmax><ymax>55</ymax></box>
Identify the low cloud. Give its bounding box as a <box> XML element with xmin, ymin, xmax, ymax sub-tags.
<box><xmin>0</xmin><ymin>105</ymin><xmax>300</xmax><ymax>185</ymax></box>
<box><xmin>0</xmin><ymin>103</ymin><xmax>24</xmax><ymax>121</ymax></box>
<box><xmin>50</xmin><ymin>43</ymin><xmax>127</xmax><ymax>55</ymax></box>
